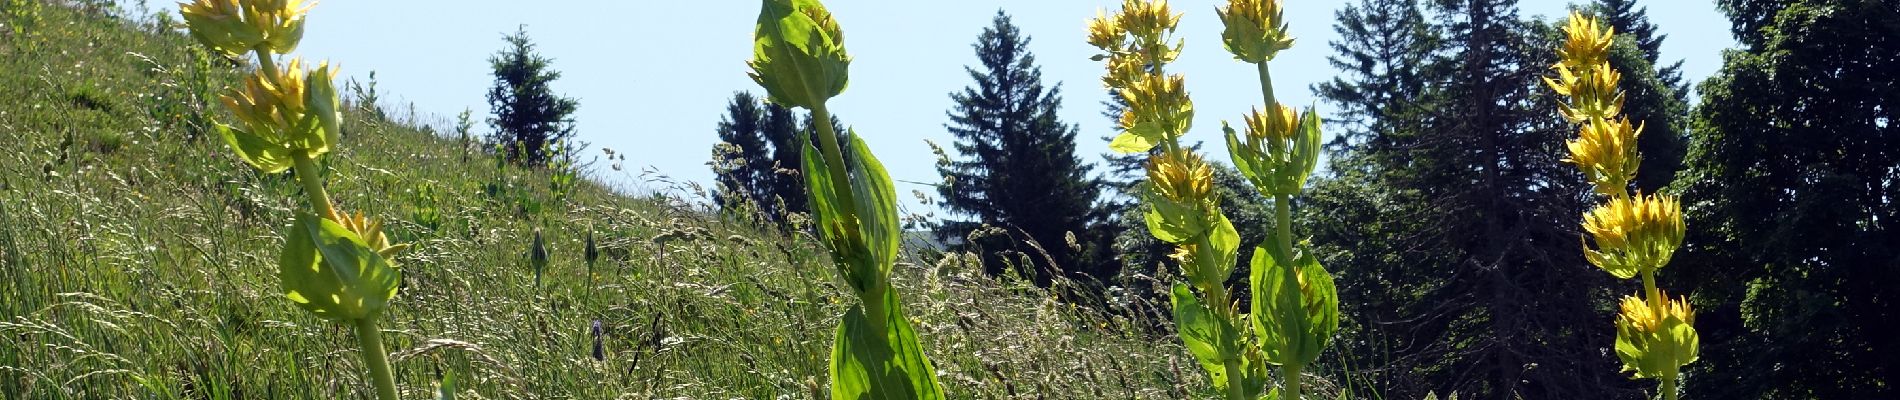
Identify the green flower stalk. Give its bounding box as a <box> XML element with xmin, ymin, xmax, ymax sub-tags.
<box><xmin>1091</xmin><ymin>1</ymin><xmax>1339</xmax><ymax>398</ymax></box>
<box><xmin>748</xmin><ymin>0</ymin><xmax>944</xmax><ymax>397</ymax></box>
<box><xmin>1216</xmin><ymin>0</ymin><xmax>1337</xmax><ymax>398</ymax></box>
<box><xmin>1545</xmin><ymin>12</ymin><xmax>1698</xmax><ymax>400</ymax></box>
<box><xmin>182</xmin><ymin>1</ymin><xmax>403</xmax><ymax>398</ymax></box>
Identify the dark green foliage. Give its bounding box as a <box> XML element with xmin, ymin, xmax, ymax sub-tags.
<box><xmin>485</xmin><ymin>25</ymin><xmax>579</xmax><ymax>168</ymax></box>
<box><xmin>1310</xmin><ymin>0</ymin><xmax>1666</xmax><ymax>397</ymax></box>
<box><xmin>713</xmin><ymin>92</ymin><xmax>779</xmax><ymax>216</ymax></box>
<box><xmin>710</xmin><ymin>91</ymin><xmax>834</xmax><ymax>226</ymax></box>
<box><xmin>1674</xmin><ymin>0</ymin><xmax>1899</xmax><ymax>397</ymax></box>
<box><xmin>936</xmin><ymin>11</ymin><xmax>1110</xmax><ymax>286</ymax></box>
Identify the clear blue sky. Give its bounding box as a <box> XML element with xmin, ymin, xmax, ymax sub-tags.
<box><xmin>162</xmin><ymin>1</ymin><xmax>1736</xmax><ymax>211</ymax></box>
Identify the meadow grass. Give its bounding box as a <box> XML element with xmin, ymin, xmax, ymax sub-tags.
<box><xmin>0</xmin><ymin>3</ymin><xmax>1202</xmax><ymax>398</ymax></box>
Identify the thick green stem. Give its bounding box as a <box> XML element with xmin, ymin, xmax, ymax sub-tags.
<box><xmin>1661</xmin><ymin>377</ymin><xmax>1678</xmax><ymax>400</ymax></box>
<box><xmin>292</xmin><ymin>152</ymin><xmax>335</xmax><ymax>220</ymax></box>
<box><xmin>1257</xmin><ymin>62</ymin><xmax>1277</xmax><ymax>111</ymax></box>
<box><xmin>1283</xmin><ymin>362</ymin><xmax>1303</xmax><ymax>400</ymax></box>
<box><xmin>352</xmin><ymin>318</ymin><xmax>399</xmax><ymax>400</ymax></box>
<box><xmin>860</xmin><ymin>282</ymin><xmax>889</xmax><ymax>338</ymax></box>
<box><xmin>808</xmin><ymin>103</ymin><xmax>856</xmax><ymax>216</ymax></box>
<box><xmin>1642</xmin><ymin>268</ymin><xmax>1663</xmax><ymax>315</ymax></box>
<box><xmin>252</xmin><ymin>48</ymin><xmax>281</xmax><ymax>83</ymax></box>
<box><xmin>1274</xmin><ymin>193</ymin><xmax>1302</xmax><ymax>399</ymax></box>
<box><xmin>1275</xmin><ymin>194</ymin><xmax>1294</xmax><ymax>263</ymax></box>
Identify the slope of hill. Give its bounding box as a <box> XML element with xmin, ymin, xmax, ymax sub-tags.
<box><xmin>0</xmin><ymin>3</ymin><xmax>1196</xmax><ymax>398</ymax></box>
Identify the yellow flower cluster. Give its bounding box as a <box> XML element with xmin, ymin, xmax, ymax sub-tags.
<box><xmin>1547</xmin><ymin>13</ymin><xmax>1696</xmax><ymax>395</ymax></box>
<box><xmin>1089</xmin><ymin>0</ymin><xmax>1193</xmax><ymax>155</ymax></box>
<box><xmin>1146</xmin><ymin>150</ymin><xmax>1215</xmax><ymax>205</ymax></box>
<box><xmin>333</xmin><ymin>210</ymin><xmax>410</xmax><ymax>260</ymax></box>
<box><xmin>1581</xmin><ymin>192</ymin><xmax>1685</xmax><ymax>279</ymax></box>
<box><xmin>178</xmin><ymin>0</ymin><xmax>311</xmax><ymax>56</ymax></box>
<box><xmin>220</xmin><ymin>58</ymin><xmax>340</xmax><ymax>164</ymax></box>
<box><xmin>1615</xmin><ymin>294</ymin><xmax>1699</xmax><ymax>381</ymax></box>
<box><xmin>1216</xmin><ymin>0</ymin><xmax>1294</xmax><ymax>63</ymax></box>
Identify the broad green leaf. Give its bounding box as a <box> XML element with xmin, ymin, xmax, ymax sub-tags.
<box><xmin>436</xmin><ymin>370</ymin><xmax>455</xmax><ymax>400</ymax></box>
<box><xmin>298</xmin><ymin>62</ymin><xmax>342</xmax><ymax>155</ymax></box>
<box><xmin>799</xmin><ymin>131</ymin><xmax>862</xmax><ymax>290</ymax></box>
<box><xmin>1250</xmin><ymin>243</ymin><xmax>1339</xmax><ymax>367</ymax></box>
<box><xmin>1142</xmin><ymin>195</ymin><xmax>1223</xmax><ymax>245</ymax></box>
<box><xmin>218</xmin><ymin>123</ymin><xmax>293</xmax><ymax>174</ymax></box>
<box><xmin>1290</xmin><ymin>106</ymin><xmax>1323</xmax><ymax>186</ymax></box>
<box><xmin>831</xmin><ymin>289</ymin><xmax>944</xmax><ymax>400</ymax></box>
<box><xmin>1109</xmin><ymin>129</ymin><xmax>1160</xmax><ymax>154</ymax></box>
<box><xmin>844</xmin><ymin>130</ymin><xmax>898</xmax><ymax>281</ymax></box>
<box><xmin>1170</xmin><ymin>282</ymin><xmax>1232</xmax><ymax>391</ymax></box>
<box><xmin>1224</xmin><ymin>122</ymin><xmax>1263</xmax><ymax>188</ymax></box>
<box><xmin>1205</xmin><ymin>215</ymin><xmax>1241</xmax><ymax>281</ymax></box>
<box><xmin>279</xmin><ymin>213</ymin><xmax>401</xmax><ymax>321</ymax></box>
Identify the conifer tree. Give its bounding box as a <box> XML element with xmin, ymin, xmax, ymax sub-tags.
<box><xmin>486</xmin><ymin>25</ymin><xmax>579</xmax><ymax>168</ymax></box>
<box><xmin>937</xmin><ymin>11</ymin><xmax>1109</xmax><ymax>285</ymax></box>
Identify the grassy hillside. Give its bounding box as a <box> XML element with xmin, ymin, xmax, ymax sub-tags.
<box><xmin>0</xmin><ymin>3</ymin><xmax>1201</xmax><ymax>398</ymax></box>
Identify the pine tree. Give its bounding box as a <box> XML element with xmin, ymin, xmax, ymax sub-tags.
<box><xmin>1675</xmin><ymin>0</ymin><xmax>1899</xmax><ymax>396</ymax></box>
<box><xmin>937</xmin><ymin>11</ymin><xmax>1108</xmax><ymax>285</ymax></box>
<box><xmin>485</xmin><ymin>25</ymin><xmax>579</xmax><ymax>168</ymax></box>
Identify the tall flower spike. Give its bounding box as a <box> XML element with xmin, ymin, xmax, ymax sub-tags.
<box><xmin>1615</xmin><ymin>294</ymin><xmax>1699</xmax><ymax>380</ymax></box>
<box><xmin>1566</xmin><ymin>116</ymin><xmax>1643</xmax><ymax>196</ymax></box>
<box><xmin>1581</xmin><ymin>192</ymin><xmax>1685</xmax><ymax>279</ymax></box>
<box><xmin>1217</xmin><ymin>0</ymin><xmax>1294</xmax><ymax>63</ymax></box>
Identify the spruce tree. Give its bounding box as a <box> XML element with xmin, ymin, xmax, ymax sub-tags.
<box><xmin>710</xmin><ymin>91</ymin><xmax>818</xmax><ymax>226</ymax></box>
<box><xmin>485</xmin><ymin>25</ymin><xmax>579</xmax><ymax>168</ymax></box>
<box><xmin>937</xmin><ymin>11</ymin><xmax>1107</xmax><ymax>285</ymax></box>
<box><xmin>1675</xmin><ymin>0</ymin><xmax>1899</xmax><ymax>396</ymax></box>
<box><xmin>1311</xmin><ymin>0</ymin><xmax>1641</xmax><ymax>397</ymax></box>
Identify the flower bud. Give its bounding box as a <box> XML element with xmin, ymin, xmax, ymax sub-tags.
<box><xmin>748</xmin><ymin>0</ymin><xmax>850</xmax><ymax>110</ymax></box>
<box><xmin>1582</xmin><ymin>192</ymin><xmax>1685</xmax><ymax>279</ymax></box>
<box><xmin>1614</xmin><ymin>294</ymin><xmax>1698</xmax><ymax>380</ymax></box>
<box><xmin>1557</xmin><ymin>12</ymin><xmax>1614</xmax><ymax>71</ymax></box>
<box><xmin>1217</xmin><ymin>0</ymin><xmax>1295</xmax><ymax>63</ymax></box>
